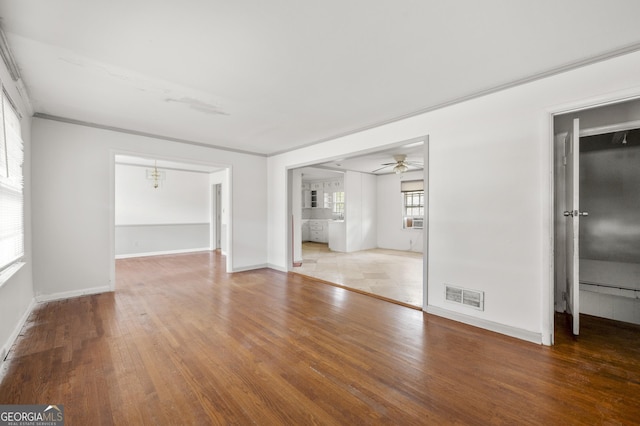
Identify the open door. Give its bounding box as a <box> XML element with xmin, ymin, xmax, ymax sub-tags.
<box><xmin>564</xmin><ymin>118</ymin><xmax>584</xmax><ymax>336</ymax></box>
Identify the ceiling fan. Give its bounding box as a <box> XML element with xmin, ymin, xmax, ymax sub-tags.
<box><xmin>372</xmin><ymin>154</ymin><xmax>423</xmax><ymax>174</ymax></box>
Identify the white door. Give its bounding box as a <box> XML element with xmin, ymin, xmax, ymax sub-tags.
<box><xmin>564</xmin><ymin>118</ymin><xmax>583</xmax><ymax>335</ymax></box>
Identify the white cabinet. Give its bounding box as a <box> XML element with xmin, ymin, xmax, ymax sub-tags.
<box><xmin>308</xmin><ymin>220</ymin><xmax>328</xmax><ymax>243</ymax></box>
<box><xmin>328</xmin><ymin>221</ymin><xmax>346</xmax><ymax>252</ymax></box>
<box><xmin>302</xmin><ymin>190</ymin><xmax>312</xmax><ymax>208</ymax></box>
<box><xmin>304</xmin><ymin>179</ymin><xmax>343</xmax><ymax>208</ymax></box>
<box><xmin>310</xmin><ymin>189</ymin><xmax>322</xmax><ymax>208</ymax></box>
<box><xmin>301</xmin><ymin>220</ymin><xmax>310</xmax><ymax>241</ymax></box>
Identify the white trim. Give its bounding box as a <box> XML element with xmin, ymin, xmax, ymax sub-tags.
<box><xmin>115</xmin><ymin>222</ymin><xmax>210</xmax><ymax>228</ymax></box>
<box><xmin>115</xmin><ymin>248</ymin><xmax>211</xmax><ymax>259</ymax></box>
<box><xmin>268</xmin><ymin>263</ymin><xmax>289</xmax><ymax>273</ymax></box>
<box><xmin>36</xmin><ymin>113</ymin><xmax>266</xmax><ymax>157</ymax></box>
<box><xmin>0</xmin><ymin>261</ymin><xmax>25</xmax><ymax>290</ymax></box>
<box><xmin>580</xmin><ymin>119</ymin><xmax>640</xmax><ymax>137</ymax></box>
<box><xmin>0</xmin><ymin>297</ymin><xmax>35</xmax><ymax>379</ymax></box>
<box><xmin>425</xmin><ymin>306</ymin><xmax>543</xmax><ymax>345</ymax></box>
<box><xmin>229</xmin><ymin>263</ymin><xmax>268</xmax><ymax>273</ymax></box>
<box><xmin>35</xmin><ymin>286</ymin><xmax>111</xmax><ymax>303</ymax></box>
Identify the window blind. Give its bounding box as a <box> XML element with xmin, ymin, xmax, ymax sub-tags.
<box><xmin>0</xmin><ymin>91</ymin><xmax>23</xmax><ymax>271</ymax></box>
<box><xmin>400</xmin><ymin>179</ymin><xmax>424</xmax><ymax>192</ymax></box>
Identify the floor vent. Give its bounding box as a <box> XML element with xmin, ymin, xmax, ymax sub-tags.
<box><xmin>445</xmin><ymin>285</ymin><xmax>484</xmax><ymax>311</ymax></box>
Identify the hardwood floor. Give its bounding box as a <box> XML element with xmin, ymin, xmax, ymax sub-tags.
<box><xmin>1</xmin><ymin>251</ymin><xmax>639</xmax><ymax>424</ymax></box>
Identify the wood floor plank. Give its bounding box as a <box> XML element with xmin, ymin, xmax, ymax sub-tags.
<box><xmin>1</xmin><ymin>251</ymin><xmax>639</xmax><ymax>424</ymax></box>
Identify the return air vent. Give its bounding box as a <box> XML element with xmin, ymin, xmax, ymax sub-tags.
<box><xmin>445</xmin><ymin>285</ymin><xmax>484</xmax><ymax>311</ymax></box>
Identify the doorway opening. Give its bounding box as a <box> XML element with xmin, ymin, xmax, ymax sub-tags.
<box><xmin>110</xmin><ymin>154</ymin><xmax>229</xmax><ymax>289</ymax></box>
<box><xmin>553</xmin><ymin>98</ymin><xmax>640</xmax><ymax>338</ymax></box>
<box><xmin>211</xmin><ymin>183</ymin><xmax>222</xmax><ymax>250</ymax></box>
<box><xmin>287</xmin><ymin>137</ymin><xmax>428</xmax><ymax>308</ymax></box>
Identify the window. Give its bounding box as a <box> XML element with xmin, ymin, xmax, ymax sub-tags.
<box><xmin>401</xmin><ymin>180</ymin><xmax>424</xmax><ymax>229</ymax></box>
<box><xmin>0</xmin><ymin>92</ymin><xmax>24</xmax><ymax>272</ymax></box>
<box><xmin>333</xmin><ymin>191</ymin><xmax>345</xmax><ymax>215</ymax></box>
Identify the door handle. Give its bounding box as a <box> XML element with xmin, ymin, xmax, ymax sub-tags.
<box><xmin>564</xmin><ymin>210</ymin><xmax>589</xmax><ymax>217</ymax></box>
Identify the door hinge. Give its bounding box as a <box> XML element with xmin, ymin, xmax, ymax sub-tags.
<box><xmin>562</xmin><ymin>156</ymin><xmax>567</xmax><ymax>166</ymax></box>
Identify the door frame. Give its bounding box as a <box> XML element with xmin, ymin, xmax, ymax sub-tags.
<box><xmin>285</xmin><ymin>135</ymin><xmax>429</xmax><ymax>307</ymax></box>
<box><xmin>210</xmin><ymin>183</ymin><xmax>222</xmax><ymax>250</ymax></box>
<box><xmin>548</xmin><ymin>90</ymin><xmax>640</xmax><ymax>344</ymax></box>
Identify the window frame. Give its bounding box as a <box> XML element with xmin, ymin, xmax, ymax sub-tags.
<box><xmin>0</xmin><ymin>89</ymin><xmax>24</xmax><ymax>277</ymax></box>
<box><xmin>401</xmin><ymin>180</ymin><xmax>424</xmax><ymax>229</ymax></box>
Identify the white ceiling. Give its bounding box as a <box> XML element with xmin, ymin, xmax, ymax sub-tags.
<box><xmin>2</xmin><ymin>1</ymin><xmax>640</xmax><ymax>156</ymax></box>
<box><xmin>315</xmin><ymin>140</ymin><xmax>424</xmax><ymax>175</ymax></box>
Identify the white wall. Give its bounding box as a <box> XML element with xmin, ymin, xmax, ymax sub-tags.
<box><xmin>32</xmin><ymin>118</ymin><xmax>267</xmax><ymax>300</ymax></box>
<box><xmin>268</xmin><ymin>50</ymin><xmax>640</xmax><ymax>345</ymax></box>
<box><xmin>377</xmin><ymin>170</ymin><xmax>424</xmax><ymax>252</ymax></box>
<box><xmin>115</xmin><ymin>164</ymin><xmax>211</xmax><ymax>257</ymax></box>
<box><xmin>291</xmin><ymin>169</ymin><xmax>302</xmax><ymax>263</ymax></box>
<box><xmin>0</xmin><ymin>69</ymin><xmax>34</xmax><ymax>362</ymax></box>
<box><xmin>116</xmin><ymin>164</ymin><xmax>210</xmax><ymax>225</ymax></box>
<box><xmin>344</xmin><ymin>171</ymin><xmax>377</xmax><ymax>252</ymax></box>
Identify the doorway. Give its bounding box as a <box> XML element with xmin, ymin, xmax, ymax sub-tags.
<box><xmin>110</xmin><ymin>153</ymin><xmax>230</xmax><ymax>289</ymax></box>
<box><xmin>211</xmin><ymin>183</ymin><xmax>222</xmax><ymax>250</ymax></box>
<box><xmin>287</xmin><ymin>137</ymin><xmax>428</xmax><ymax>308</ymax></box>
<box><xmin>553</xmin><ymin>98</ymin><xmax>640</xmax><ymax>336</ymax></box>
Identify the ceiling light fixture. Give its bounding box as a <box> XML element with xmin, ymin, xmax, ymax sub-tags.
<box><xmin>393</xmin><ymin>163</ymin><xmax>409</xmax><ymax>174</ymax></box>
<box><xmin>146</xmin><ymin>161</ymin><xmax>165</xmax><ymax>189</ymax></box>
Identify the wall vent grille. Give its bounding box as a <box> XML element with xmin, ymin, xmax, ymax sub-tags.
<box><xmin>445</xmin><ymin>285</ymin><xmax>484</xmax><ymax>311</ymax></box>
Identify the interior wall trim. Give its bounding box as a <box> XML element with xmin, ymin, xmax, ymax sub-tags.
<box><xmin>267</xmin><ymin>42</ymin><xmax>640</xmax><ymax>157</ymax></box>
<box><xmin>0</xmin><ymin>297</ymin><xmax>35</xmax><ymax>379</ymax></box>
<box><xmin>425</xmin><ymin>305</ymin><xmax>543</xmax><ymax>345</ymax></box>
<box><xmin>33</xmin><ymin>113</ymin><xmax>267</xmax><ymax>157</ymax></box>
<box><xmin>35</xmin><ymin>285</ymin><xmax>111</xmax><ymax>304</ymax></box>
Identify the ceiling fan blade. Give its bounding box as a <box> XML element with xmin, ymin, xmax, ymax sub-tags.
<box><xmin>405</xmin><ymin>161</ymin><xmax>424</xmax><ymax>166</ymax></box>
<box><xmin>371</xmin><ymin>164</ymin><xmax>393</xmax><ymax>173</ymax></box>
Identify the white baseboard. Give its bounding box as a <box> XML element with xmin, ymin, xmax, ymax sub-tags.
<box><xmin>0</xmin><ymin>297</ymin><xmax>36</xmax><ymax>381</ymax></box>
<box><xmin>115</xmin><ymin>247</ymin><xmax>211</xmax><ymax>259</ymax></box>
<box><xmin>268</xmin><ymin>263</ymin><xmax>289</xmax><ymax>273</ymax></box>
<box><xmin>425</xmin><ymin>305</ymin><xmax>543</xmax><ymax>345</ymax></box>
<box><xmin>228</xmin><ymin>263</ymin><xmax>268</xmax><ymax>273</ymax></box>
<box><xmin>35</xmin><ymin>285</ymin><xmax>112</xmax><ymax>303</ymax></box>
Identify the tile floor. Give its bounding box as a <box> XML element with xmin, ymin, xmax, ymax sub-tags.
<box><xmin>293</xmin><ymin>242</ymin><xmax>423</xmax><ymax>307</ymax></box>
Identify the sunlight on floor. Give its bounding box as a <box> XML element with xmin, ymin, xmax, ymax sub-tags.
<box><xmin>293</xmin><ymin>242</ymin><xmax>423</xmax><ymax>307</ymax></box>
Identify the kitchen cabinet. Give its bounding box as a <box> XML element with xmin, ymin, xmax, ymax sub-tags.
<box><xmin>308</xmin><ymin>220</ymin><xmax>328</xmax><ymax>243</ymax></box>
<box><xmin>328</xmin><ymin>220</ymin><xmax>346</xmax><ymax>252</ymax></box>
<box><xmin>302</xmin><ymin>190</ymin><xmax>312</xmax><ymax>208</ymax></box>
<box><xmin>301</xmin><ymin>220</ymin><xmax>310</xmax><ymax>241</ymax></box>
<box><xmin>304</xmin><ymin>179</ymin><xmax>344</xmax><ymax>208</ymax></box>
<box><xmin>310</xmin><ymin>188</ymin><xmax>323</xmax><ymax>208</ymax></box>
